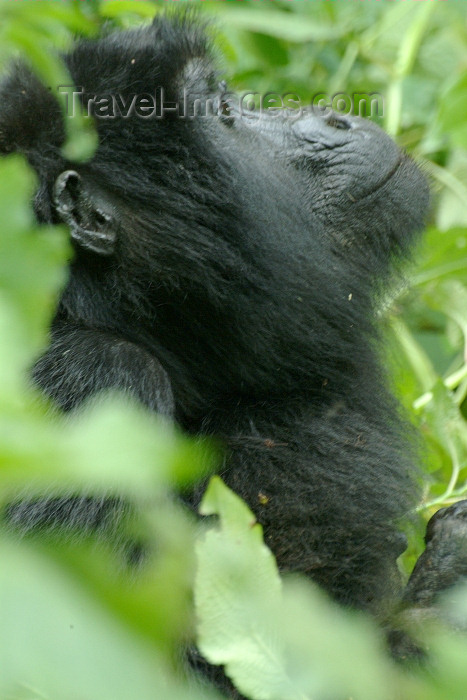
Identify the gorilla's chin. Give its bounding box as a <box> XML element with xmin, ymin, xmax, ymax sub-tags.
<box><xmin>363</xmin><ymin>153</ymin><xmax>430</xmax><ymax>229</ymax></box>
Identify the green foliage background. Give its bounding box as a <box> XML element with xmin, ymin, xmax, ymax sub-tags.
<box><xmin>2</xmin><ymin>1</ymin><xmax>467</xmax><ymax>699</ymax></box>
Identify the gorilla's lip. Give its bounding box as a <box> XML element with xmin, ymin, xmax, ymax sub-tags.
<box><xmin>350</xmin><ymin>153</ymin><xmax>404</xmax><ymax>202</ymax></box>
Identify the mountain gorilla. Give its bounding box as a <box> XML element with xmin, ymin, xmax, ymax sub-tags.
<box><xmin>1</xmin><ymin>10</ymin><xmax>466</xmax><ymax>693</ymax></box>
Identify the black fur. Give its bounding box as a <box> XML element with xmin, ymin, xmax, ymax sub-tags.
<box><xmin>0</xmin><ymin>12</ymin><xmax>432</xmax><ymax>687</ymax></box>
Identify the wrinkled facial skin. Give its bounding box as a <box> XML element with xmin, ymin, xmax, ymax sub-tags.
<box><xmin>236</xmin><ymin>106</ymin><xmax>408</xmax><ymax>206</ymax></box>
<box><xmin>2</xmin><ymin>16</ymin><xmax>454</xmax><ymax>700</ymax></box>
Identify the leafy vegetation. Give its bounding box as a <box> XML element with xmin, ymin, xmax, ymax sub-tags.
<box><xmin>2</xmin><ymin>1</ymin><xmax>467</xmax><ymax>698</ymax></box>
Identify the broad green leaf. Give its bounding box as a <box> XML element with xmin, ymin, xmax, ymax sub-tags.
<box><xmin>195</xmin><ymin>477</ymin><xmax>297</xmax><ymax>700</ymax></box>
<box><xmin>0</xmin><ymin>537</ymin><xmax>217</xmax><ymax>700</ymax></box>
<box><xmin>280</xmin><ymin>580</ymin><xmax>394</xmax><ymax>700</ymax></box>
<box><xmin>0</xmin><ymin>398</ymin><xmax>216</xmax><ymax>496</ymax></box>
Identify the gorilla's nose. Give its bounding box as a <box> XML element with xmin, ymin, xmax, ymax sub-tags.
<box><xmin>323</xmin><ymin>113</ymin><xmax>352</xmax><ymax>131</ymax></box>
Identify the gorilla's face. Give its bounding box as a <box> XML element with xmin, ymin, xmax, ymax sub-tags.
<box><xmin>232</xmin><ymin>105</ymin><xmax>428</xmax><ymax>240</ymax></box>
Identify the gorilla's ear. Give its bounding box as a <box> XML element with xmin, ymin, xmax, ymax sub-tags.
<box><xmin>54</xmin><ymin>170</ymin><xmax>116</xmax><ymax>256</ymax></box>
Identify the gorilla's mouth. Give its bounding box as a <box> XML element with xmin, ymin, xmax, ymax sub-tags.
<box><xmin>354</xmin><ymin>153</ymin><xmax>404</xmax><ymax>201</ymax></box>
<box><xmin>345</xmin><ymin>151</ymin><xmax>429</xmax><ymax>235</ymax></box>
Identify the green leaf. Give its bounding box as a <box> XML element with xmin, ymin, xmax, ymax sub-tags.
<box><xmin>196</xmin><ymin>477</ymin><xmax>297</xmax><ymax>700</ymax></box>
<box><xmin>201</xmin><ymin>8</ymin><xmax>347</xmax><ymax>43</ymax></box>
<box><xmin>0</xmin><ymin>537</ymin><xmax>217</xmax><ymax>700</ymax></box>
<box><xmin>438</xmin><ymin>75</ymin><xmax>467</xmax><ymax>150</ymax></box>
<box><xmin>0</xmin><ymin>156</ymin><xmax>68</xmax><ymax>388</ymax></box>
<box><xmin>0</xmin><ymin>397</ymin><xmax>216</xmax><ymax>497</ymax></box>
<box><xmin>99</xmin><ymin>1</ymin><xmax>159</xmax><ymax>20</ymax></box>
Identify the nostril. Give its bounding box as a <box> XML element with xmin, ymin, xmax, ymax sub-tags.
<box><xmin>325</xmin><ymin>113</ymin><xmax>352</xmax><ymax>130</ymax></box>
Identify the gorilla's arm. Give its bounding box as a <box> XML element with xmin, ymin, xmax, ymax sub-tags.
<box><xmin>9</xmin><ymin>323</ymin><xmax>174</xmax><ymax>539</ymax></box>
<box><xmin>403</xmin><ymin>501</ymin><xmax>467</xmax><ymax>609</ymax></box>
<box><xmin>32</xmin><ymin>322</ymin><xmax>174</xmax><ymax>416</ymax></box>
<box><xmin>388</xmin><ymin>500</ymin><xmax>467</xmax><ymax>661</ymax></box>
